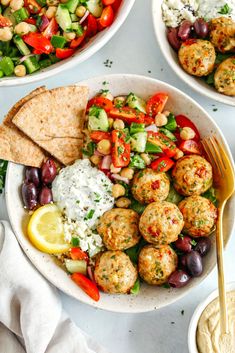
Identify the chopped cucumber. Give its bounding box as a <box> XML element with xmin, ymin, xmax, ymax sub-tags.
<box><xmin>88</xmin><ymin>106</ymin><xmax>109</xmax><ymax>132</ymax></box>
<box><xmin>3</xmin><ymin>7</ymin><xmax>16</xmax><ymax>26</ymax></box>
<box><xmin>130</xmin><ymin>123</ymin><xmax>145</xmax><ymax>135</ymax></box>
<box><xmin>71</xmin><ymin>22</ymin><xmax>84</xmax><ymax>35</ymax></box>
<box><xmin>13</xmin><ymin>35</ymin><xmax>30</xmax><ymax>56</ymax></box>
<box><xmin>145</xmin><ymin>141</ymin><xmax>162</xmax><ymax>153</ymax></box>
<box><xmin>13</xmin><ymin>8</ymin><xmax>29</xmax><ymax>24</ymax></box>
<box><xmin>70</xmin><ymin>13</ymin><xmax>78</xmax><ymax>21</ymax></box>
<box><xmin>56</xmin><ymin>4</ymin><xmax>72</xmax><ymax>32</ymax></box>
<box><xmin>65</xmin><ymin>0</ymin><xmax>79</xmax><ymax>13</ymax></box>
<box><xmin>126</xmin><ymin>93</ymin><xmax>146</xmax><ymax>114</ymax></box>
<box><xmin>129</xmin><ymin>155</ymin><xmax>146</xmax><ymax>169</ymax></box>
<box><xmin>39</xmin><ymin>59</ymin><xmax>52</xmax><ymax>69</ymax></box>
<box><xmin>0</xmin><ymin>57</ymin><xmax>14</xmax><ymax>76</ymax></box>
<box><xmin>86</xmin><ymin>0</ymin><xmax>103</xmax><ymax>17</ymax></box>
<box><xmin>159</xmin><ymin>128</ymin><xmax>177</xmax><ymax>141</ymax></box>
<box><xmin>23</xmin><ymin>56</ymin><xmax>40</xmax><ymax>74</ymax></box>
<box><xmin>165</xmin><ymin>113</ymin><xmax>177</xmax><ymax>132</ymax></box>
<box><xmin>130</xmin><ymin>132</ymin><xmax>147</xmax><ymax>153</ymax></box>
<box><xmin>65</xmin><ymin>259</ymin><xmax>87</xmax><ymax>274</ymax></box>
<box><xmin>51</xmin><ymin>35</ymin><xmax>67</xmax><ymax>48</ymax></box>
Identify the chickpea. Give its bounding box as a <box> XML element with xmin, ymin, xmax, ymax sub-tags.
<box><xmin>112</xmin><ymin>184</ymin><xmax>126</xmax><ymax>198</ymax></box>
<box><xmin>0</xmin><ymin>27</ymin><xmax>13</xmax><ymax>42</ymax></box>
<box><xmin>120</xmin><ymin>167</ymin><xmax>134</xmax><ymax>180</ymax></box>
<box><xmin>14</xmin><ymin>65</ymin><xmax>26</xmax><ymax>77</ymax></box>
<box><xmin>140</xmin><ymin>153</ymin><xmax>151</xmax><ymax>166</ymax></box>
<box><xmin>45</xmin><ymin>6</ymin><xmax>57</xmax><ymax>19</ymax></box>
<box><xmin>97</xmin><ymin>139</ymin><xmax>111</xmax><ymax>155</ymax></box>
<box><xmin>155</xmin><ymin>112</ymin><xmax>168</xmax><ymax>127</ymax></box>
<box><xmin>14</xmin><ymin>22</ymin><xmax>30</xmax><ymax>35</ymax></box>
<box><xmin>90</xmin><ymin>155</ymin><xmax>102</xmax><ymax>165</ymax></box>
<box><xmin>1</xmin><ymin>0</ymin><xmax>11</xmax><ymax>6</ymax></box>
<box><xmin>113</xmin><ymin>119</ymin><xmax>125</xmax><ymax>130</ymax></box>
<box><xmin>110</xmin><ymin>163</ymin><xmax>121</xmax><ymax>174</ymax></box>
<box><xmin>46</xmin><ymin>0</ymin><xmax>59</xmax><ymax>5</ymax></box>
<box><xmin>100</xmin><ymin>91</ymin><xmax>114</xmax><ymax>101</ymax></box>
<box><xmin>115</xmin><ymin>197</ymin><xmax>131</xmax><ymax>208</ymax></box>
<box><xmin>108</xmin><ymin>118</ymin><xmax>114</xmax><ymax>128</ymax></box>
<box><xmin>162</xmin><ymin>110</ymin><xmax>171</xmax><ymax>117</ymax></box>
<box><xmin>63</xmin><ymin>31</ymin><xmax>76</xmax><ymax>41</ymax></box>
<box><xmin>75</xmin><ymin>5</ymin><xmax>86</xmax><ymax>17</ymax></box>
<box><xmin>180</xmin><ymin>127</ymin><xmax>195</xmax><ymax>140</ymax></box>
<box><xmin>9</xmin><ymin>0</ymin><xmax>23</xmax><ymax>10</ymax></box>
<box><xmin>173</xmin><ymin>148</ymin><xmax>184</xmax><ymax>160</ymax></box>
<box><xmin>113</xmin><ymin>96</ymin><xmax>125</xmax><ymax>107</ymax></box>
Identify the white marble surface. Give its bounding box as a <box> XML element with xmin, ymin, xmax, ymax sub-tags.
<box><xmin>0</xmin><ymin>1</ymin><xmax>235</xmax><ymax>352</ymax></box>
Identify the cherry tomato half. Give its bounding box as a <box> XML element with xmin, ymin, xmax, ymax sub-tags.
<box><xmin>146</xmin><ymin>93</ymin><xmax>168</xmax><ymax>116</ymax></box>
<box><xmin>102</xmin><ymin>0</ymin><xmax>116</xmax><ymax>4</ymax></box>
<box><xmin>147</xmin><ymin>132</ymin><xmax>177</xmax><ymax>158</ymax></box>
<box><xmin>150</xmin><ymin>157</ymin><xmax>175</xmax><ymax>172</ymax></box>
<box><xmin>100</xmin><ymin>5</ymin><xmax>114</xmax><ymax>28</ymax></box>
<box><xmin>71</xmin><ymin>273</ymin><xmax>100</xmax><ymax>301</ymax></box>
<box><xmin>70</xmin><ymin>248</ymin><xmax>89</xmax><ymax>262</ymax></box>
<box><xmin>90</xmin><ymin>131</ymin><xmax>111</xmax><ymax>142</ymax></box>
<box><xmin>56</xmin><ymin>48</ymin><xmax>75</xmax><ymax>59</ymax></box>
<box><xmin>111</xmin><ymin>130</ymin><xmax>130</xmax><ymax>168</ymax></box>
<box><xmin>179</xmin><ymin>140</ymin><xmax>201</xmax><ymax>155</ymax></box>
<box><xmin>87</xmin><ymin>96</ymin><xmax>114</xmax><ymax>112</ymax></box>
<box><xmin>175</xmin><ymin>115</ymin><xmax>200</xmax><ymax>141</ymax></box>
<box><xmin>109</xmin><ymin>107</ymin><xmax>145</xmax><ymax>124</ymax></box>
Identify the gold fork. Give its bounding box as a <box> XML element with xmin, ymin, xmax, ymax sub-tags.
<box><xmin>201</xmin><ymin>136</ymin><xmax>235</xmax><ymax>334</ymax></box>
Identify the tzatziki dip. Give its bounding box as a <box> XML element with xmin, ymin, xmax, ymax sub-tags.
<box><xmin>52</xmin><ymin>159</ymin><xmax>114</xmax><ymax>256</ymax></box>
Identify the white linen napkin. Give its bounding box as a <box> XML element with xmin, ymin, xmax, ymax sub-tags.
<box><xmin>0</xmin><ymin>221</ymin><xmax>109</xmax><ymax>353</ymax></box>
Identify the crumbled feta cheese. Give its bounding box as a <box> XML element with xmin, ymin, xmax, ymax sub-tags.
<box><xmin>162</xmin><ymin>0</ymin><xmax>198</xmax><ymax>27</ymax></box>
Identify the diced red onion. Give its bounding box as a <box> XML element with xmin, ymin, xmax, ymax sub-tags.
<box><xmin>39</xmin><ymin>15</ymin><xmax>50</xmax><ymax>32</ymax></box>
<box><xmin>19</xmin><ymin>54</ymin><xmax>34</xmax><ymax>63</ymax></box>
<box><xmin>94</xmin><ymin>150</ymin><xmax>104</xmax><ymax>156</ymax></box>
<box><xmin>145</xmin><ymin>124</ymin><xmax>158</xmax><ymax>132</ymax></box>
<box><xmin>101</xmin><ymin>155</ymin><xmax>112</xmax><ymax>170</ymax></box>
<box><xmin>111</xmin><ymin>174</ymin><xmax>129</xmax><ymax>184</ymax></box>
<box><xmin>79</xmin><ymin>10</ymin><xmax>89</xmax><ymax>24</ymax></box>
<box><xmin>87</xmin><ymin>266</ymin><xmax>95</xmax><ymax>283</ymax></box>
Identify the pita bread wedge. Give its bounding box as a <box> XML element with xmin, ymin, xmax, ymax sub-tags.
<box><xmin>0</xmin><ymin>87</ymin><xmax>47</xmax><ymax>167</ymax></box>
<box><xmin>13</xmin><ymin>86</ymin><xmax>89</xmax><ymax>166</ymax></box>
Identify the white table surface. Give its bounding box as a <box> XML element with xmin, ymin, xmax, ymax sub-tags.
<box><xmin>0</xmin><ymin>1</ymin><xmax>235</xmax><ymax>352</ymax></box>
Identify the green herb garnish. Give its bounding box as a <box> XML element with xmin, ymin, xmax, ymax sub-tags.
<box><xmin>71</xmin><ymin>237</ymin><xmax>79</xmax><ymax>247</ymax></box>
<box><xmin>84</xmin><ymin>209</ymin><xmax>95</xmax><ymax>220</ymax></box>
<box><xmin>218</xmin><ymin>3</ymin><xmax>232</xmax><ymax>14</ymax></box>
<box><xmin>130</xmin><ymin>278</ymin><xmax>140</xmax><ymax>295</ymax></box>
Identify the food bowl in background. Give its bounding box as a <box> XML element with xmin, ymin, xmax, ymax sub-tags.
<box><xmin>152</xmin><ymin>0</ymin><xmax>235</xmax><ymax>107</ymax></box>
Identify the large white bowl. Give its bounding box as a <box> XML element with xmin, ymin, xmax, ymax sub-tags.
<box><xmin>5</xmin><ymin>74</ymin><xmax>235</xmax><ymax>313</ymax></box>
<box><xmin>0</xmin><ymin>1</ymin><xmax>135</xmax><ymax>87</ymax></box>
<box><xmin>152</xmin><ymin>1</ymin><xmax>235</xmax><ymax>107</ymax></box>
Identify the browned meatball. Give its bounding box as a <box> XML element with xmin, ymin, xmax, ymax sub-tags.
<box><xmin>97</xmin><ymin>208</ymin><xmax>140</xmax><ymax>250</ymax></box>
<box><xmin>94</xmin><ymin>251</ymin><xmax>138</xmax><ymax>294</ymax></box>
<box><xmin>210</xmin><ymin>17</ymin><xmax>235</xmax><ymax>53</ymax></box>
<box><xmin>138</xmin><ymin>245</ymin><xmax>178</xmax><ymax>285</ymax></box>
<box><xmin>178</xmin><ymin>39</ymin><xmax>216</xmax><ymax>76</ymax></box>
<box><xmin>214</xmin><ymin>57</ymin><xmax>235</xmax><ymax>96</ymax></box>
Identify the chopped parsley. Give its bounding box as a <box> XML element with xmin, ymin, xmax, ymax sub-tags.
<box><xmin>82</xmin><ymin>141</ymin><xmax>96</xmax><ymax>157</ymax></box>
<box><xmin>162</xmin><ymin>283</ymin><xmax>171</xmax><ymax>289</ymax></box>
<box><xmin>191</xmin><ymin>239</ymin><xmax>197</xmax><ymax>246</ymax></box>
<box><xmin>218</xmin><ymin>3</ymin><xmax>232</xmax><ymax>14</ymax></box>
<box><xmin>94</xmin><ymin>192</ymin><xmax>101</xmax><ymax>202</ymax></box>
<box><xmin>0</xmin><ymin>160</ymin><xmax>8</xmax><ymax>194</ymax></box>
<box><xmin>84</xmin><ymin>209</ymin><xmax>95</xmax><ymax>220</ymax></box>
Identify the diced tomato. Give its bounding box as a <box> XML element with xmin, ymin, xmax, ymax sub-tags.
<box><xmin>90</xmin><ymin>131</ymin><xmax>111</xmax><ymax>142</ymax></box>
<box><xmin>175</xmin><ymin>115</ymin><xmax>200</xmax><ymax>141</ymax></box>
<box><xmin>86</xmin><ymin>14</ymin><xmax>97</xmax><ymax>37</ymax></box>
<box><xmin>56</xmin><ymin>48</ymin><xmax>75</xmax><ymax>59</ymax></box>
<box><xmin>87</xmin><ymin>96</ymin><xmax>113</xmax><ymax>112</ymax></box>
<box><xmin>144</xmin><ymin>115</ymin><xmax>155</xmax><ymax>125</ymax></box>
<box><xmin>112</xmin><ymin>0</ymin><xmax>122</xmax><ymax>11</ymax></box>
<box><xmin>23</xmin><ymin>32</ymin><xmax>53</xmax><ymax>54</ymax></box>
<box><xmin>25</xmin><ymin>17</ymin><xmax>37</xmax><ymax>25</ymax></box>
<box><xmin>0</xmin><ymin>15</ymin><xmax>12</xmax><ymax>27</ymax></box>
<box><xmin>150</xmin><ymin>157</ymin><xmax>175</xmax><ymax>172</ymax></box>
<box><xmin>43</xmin><ymin>17</ymin><xmax>58</xmax><ymax>39</ymax></box>
<box><xmin>147</xmin><ymin>132</ymin><xmax>177</xmax><ymax>158</ymax></box>
<box><xmin>146</xmin><ymin>93</ymin><xmax>168</xmax><ymax>117</ymax></box>
<box><xmin>70</xmin><ymin>31</ymin><xmax>86</xmax><ymax>49</ymax></box>
<box><xmin>70</xmin><ymin>248</ymin><xmax>89</xmax><ymax>262</ymax></box>
<box><xmin>179</xmin><ymin>140</ymin><xmax>201</xmax><ymax>155</ymax></box>
<box><xmin>25</xmin><ymin>0</ymin><xmax>41</xmax><ymax>14</ymax></box>
<box><xmin>100</xmin><ymin>5</ymin><xmax>114</xmax><ymax>27</ymax></box>
<box><xmin>102</xmin><ymin>0</ymin><xmax>115</xmax><ymax>4</ymax></box>
<box><xmin>71</xmin><ymin>273</ymin><xmax>100</xmax><ymax>301</ymax></box>
<box><xmin>32</xmin><ymin>48</ymin><xmax>44</xmax><ymax>54</ymax></box>
<box><xmin>111</xmin><ymin>130</ymin><xmax>130</xmax><ymax>168</ymax></box>
<box><xmin>109</xmin><ymin>107</ymin><xmax>145</xmax><ymax>124</ymax></box>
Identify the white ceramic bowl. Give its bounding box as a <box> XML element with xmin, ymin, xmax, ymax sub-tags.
<box><xmin>188</xmin><ymin>282</ymin><xmax>235</xmax><ymax>353</ymax></box>
<box><xmin>0</xmin><ymin>1</ymin><xmax>135</xmax><ymax>87</ymax></box>
<box><xmin>152</xmin><ymin>1</ymin><xmax>235</xmax><ymax>107</ymax></box>
<box><xmin>5</xmin><ymin>74</ymin><xmax>235</xmax><ymax>313</ymax></box>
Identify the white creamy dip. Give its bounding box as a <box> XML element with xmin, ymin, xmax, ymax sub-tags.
<box><xmin>198</xmin><ymin>0</ymin><xmax>235</xmax><ymax>21</ymax></box>
<box><xmin>52</xmin><ymin>159</ymin><xmax>114</xmax><ymax>256</ymax></box>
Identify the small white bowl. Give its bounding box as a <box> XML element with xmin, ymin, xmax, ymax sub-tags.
<box><xmin>188</xmin><ymin>282</ymin><xmax>235</xmax><ymax>353</ymax></box>
<box><xmin>0</xmin><ymin>0</ymin><xmax>135</xmax><ymax>87</ymax></box>
<box><xmin>152</xmin><ymin>0</ymin><xmax>235</xmax><ymax>107</ymax></box>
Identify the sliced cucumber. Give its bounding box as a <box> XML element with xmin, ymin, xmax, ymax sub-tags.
<box><xmin>159</xmin><ymin>128</ymin><xmax>177</xmax><ymax>141</ymax></box>
<box><xmin>130</xmin><ymin>132</ymin><xmax>147</xmax><ymax>153</ymax></box>
<box><xmin>126</xmin><ymin>93</ymin><xmax>146</xmax><ymax>114</ymax></box>
<box><xmin>65</xmin><ymin>259</ymin><xmax>87</xmax><ymax>274</ymax></box>
<box><xmin>65</xmin><ymin>0</ymin><xmax>79</xmax><ymax>13</ymax></box>
<box><xmin>56</xmin><ymin>4</ymin><xmax>72</xmax><ymax>32</ymax></box>
<box><xmin>88</xmin><ymin>106</ymin><xmax>109</xmax><ymax>132</ymax></box>
<box><xmin>86</xmin><ymin>0</ymin><xmax>103</xmax><ymax>17</ymax></box>
<box><xmin>13</xmin><ymin>35</ymin><xmax>30</xmax><ymax>56</ymax></box>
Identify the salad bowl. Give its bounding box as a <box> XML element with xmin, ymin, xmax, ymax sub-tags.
<box><xmin>5</xmin><ymin>74</ymin><xmax>235</xmax><ymax>313</ymax></box>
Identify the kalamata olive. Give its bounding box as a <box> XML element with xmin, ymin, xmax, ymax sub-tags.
<box><xmin>195</xmin><ymin>237</ymin><xmax>211</xmax><ymax>257</ymax></box>
<box><xmin>178</xmin><ymin>20</ymin><xmax>192</xmax><ymax>41</ymax></box>
<box><xmin>186</xmin><ymin>251</ymin><xmax>203</xmax><ymax>277</ymax></box>
<box><xmin>180</xmin><ymin>254</ymin><xmax>187</xmax><ymax>268</ymax></box>
<box><xmin>168</xmin><ymin>270</ymin><xmax>191</xmax><ymax>288</ymax></box>
<box><xmin>39</xmin><ymin>186</ymin><xmax>53</xmax><ymax>205</ymax></box>
<box><xmin>193</xmin><ymin>18</ymin><xmax>209</xmax><ymax>39</ymax></box>
<box><xmin>25</xmin><ymin>167</ymin><xmax>41</xmax><ymax>187</ymax></box>
<box><xmin>167</xmin><ymin>27</ymin><xmax>181</xmax><ymax>51</ymax></box>
<box><xmin>175</xmin><ymin>235</ymin><xmax>192</xmax><ymax>253</ymax></box>
<box><xmin>22</xmin><ymin>182</ymin><xmax>37</xmax><ymax>210</ymax></box>
<box><xmin>41</xmin><ymin>159</ymin><xmax>57</xmax><ymax>185</ymax></box>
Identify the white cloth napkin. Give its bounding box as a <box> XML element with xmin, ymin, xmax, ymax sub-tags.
<box><xmin>0</xmin><ymin>221</ymin><xmax>109</xmax><ymax>353</ymax></box>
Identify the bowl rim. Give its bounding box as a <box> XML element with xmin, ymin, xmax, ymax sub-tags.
<box><xmin>188</xmin><ymin>281</ymin><xmax>235</xmax><ymax>353</ymax></box>
<box><xmin>0</xmin><ymin>0</ymin><xmax>135</xmax><ymax>87</ymax></box>
<box><xmin>5</xmin><ymin>73</ymin><xmax>235</xmax><ymax>313</ymax></box>
<box><xmin>151</xmin><ymin>0</ymin><xmax>235</xmax><ymax>107</ymax></box>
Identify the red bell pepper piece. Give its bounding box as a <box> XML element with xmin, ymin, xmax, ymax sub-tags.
<box><xmin>55</xmin><ymin>48</ymin><xmax>75</xmax><ymax>59</ymax></box>
<box><xmin>87</xmin><ymin>96</ymin><xmax>113</xmax><ymax>112</ymax></box>
<box><xmin>43</xmin><ymin>17</ymin><xmax>58</xmax><ymax>39</ymax></box>
<box><xmin>71</xmin><ymin>273</ymin><xmax>100</xmax><ymax>301</ymax></box>
<box><xmin>147</xmin><ymin>132</ymin><xmax>177</xmax><ymax>158</ymax></box>
<box><xmin>109</xmin><ymin>107</ymin><xmax>145</xmax><ymax>124</ymax></box>
<box><xmin>150</xmin><ymin>157</ymin><xmax>175</xmax><ymax>172</ymax></box>
<box><xmin>70</xmin><ymin>31</ymin><xmax>86</xmax><ymax>49</ymax></box>
<box><xmin>146</xmin><ymin>93</ymin><xmax>168</xmax><ymax>116</ymax></box>
<box><xmin>23</xmin><ymin>32</ymin><xmax>53</xmax><ymax>54</ymax></box>
<box><xmin>70</xmin><ymin>248</ymin><xmax>89</xmax><ymax>262</ymax></box>
<box><xmin>0</xmin><ymin>15</ymin><xmax>12</xmax><ymax>27</ymax></box>
<box><xmin>90</xmin><ymin>131</ymin><xmax>111</xmax><ymax>142</ymax></box>
<box><xmin>99</xmin><ymin>5</ymin><xmax>114</xmax><ymax>27</ymax></box>
<box><xmin>111</xmin><ymin>130</ymin><xmax>130</xmax><ymax>168</ymax></box>
<box><xmin>179</xmin><ymin>140</ymin><xmax>201</xmax><ymax>155</ymax></box>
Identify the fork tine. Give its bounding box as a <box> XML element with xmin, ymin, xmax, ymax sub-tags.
<box><xmin>208</xmin><ymin>137</ymin><xmax>225</xmax><ymax>178</ymax></box>
<box><xmin>213</xmin><ymin>137</ymin><xmax>227</xmax><ymax>171</ymax></box>
<box><xmin>201</xmin><ymin>139</ymin><xmax>223</xmax><ymax>178</ymax></box>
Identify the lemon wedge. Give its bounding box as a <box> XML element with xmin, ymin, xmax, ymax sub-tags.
<box><xmin>27</xmin><ymin>204</ymin><xmax>70</xmax><ymax>254</ymax></box>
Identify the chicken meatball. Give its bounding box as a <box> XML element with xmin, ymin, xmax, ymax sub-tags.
<box><xmin>214</xmin><ymin>57</ymin><xmax>235</xmax><ymax>96</ymax></box>
<box><xmin>210</xmin><ymin>17</ymin><xmax>235</xmax><ymax>53</ymax></box>
<box><xmin>178</xmin><ymin>195</ymin><xmax>217</xmax><ymax>237</ymax></box>
<box><xmin>97</xmin><ymin>208</ymin><xmax>140</xmax><ymax>250</ymax></box>
<box><xmin>172</xmin><ymin>155</ymin><xmax>213</xmax><ymax>196</ymax></box>
<box><xmin>139</xmin><ymin>201</ymin><xmax>184</xmax><ymax>246</ymax></box>
<box><xmin>178</xmin><ymin>39</ymin><xmax>216</xmax><ymax>76</ymax></box>
<box><xmin>94</xmin><ymin>251</ymin><xmax>138</xmax><ymax>294</ymax></box>
<box><xmin>131</xmin><ymin>168</ymin><xmax>170</xmax><ymax>204</ymax></box>
<box><xmin>138</xmin><ymin>245</ymin><xmax>178</xmax><ymax>285</ymax></box>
